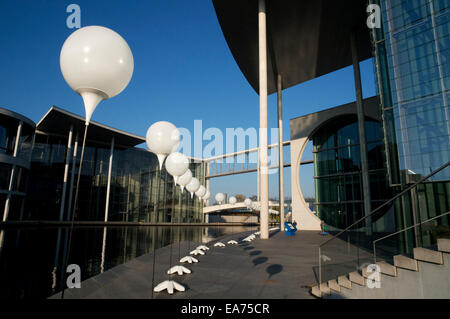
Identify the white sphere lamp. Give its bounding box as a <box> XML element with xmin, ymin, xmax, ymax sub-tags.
<box><xmin>60</xmin><ymin>26</ymin><xmax>134</xmax><ymax>125</ymax></box>
<box><xmin>185</xmin><ymin>177</ymin><xmax>200</xmax><ymax>199</ymax></box>
<box><xmin>215</xmin><ymin>193</ymin><xmax>225</xmax><ymax>205</ymax></box>
<box><xmin>229</xmin><ymin>196</ymin><xmax>237</xmax><ymax>205</ymax></box>
<box><xmin>177</xmin><ymin>169</ymin><xmax>192</xmax><ymax>193</ymax></box>
<box><xmin>146</xmin><ymin>121</ymin><xmax>181</xmax><ymax>170</ymax></box>
<box><xmin>165</xmin><ymin>152</ymin><xmax>189</xmax><ymax>184</ymax></box>
<box><xmin>195</xmin><ymin>185</ymin><xmax>206</xmax><ymax>200</ymax></box>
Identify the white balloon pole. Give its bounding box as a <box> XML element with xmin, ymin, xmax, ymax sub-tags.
<box><xmin>59</xmin><ymin>26</ymin><xmax>133</xmax><ymax>299</ymax></box>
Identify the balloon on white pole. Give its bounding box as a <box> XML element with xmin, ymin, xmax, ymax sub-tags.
<box><xmin>146</xmin><ymin>121</ymin><xmax>180</xmax><ymax>170</ymax></box>
<box><xmin>185</xmin><ymin>177</ymin><xmax>200</xmax><ymax>199</ymax></box>
<box><xmin>165</xmin><ymin>152</ymin><xmax>189</xmax><ymax>184</ymax></box>
<box><xmin>215</xmin><ymin>193</ymin><xmax>225</xmax><ymax>205</ymax></box>
<box><xmin>202</xmin><ymin>190</ymin><xmax>210</xmax><ymax>205</ymax></box>
<box><xmin>177</xmin><ymin>169</ymin><xmax>192</xmax><ymax>193</ymax></box>
<box><xmin>229</xmin><ymin>196</ymin><xmax>237</xmax><ymax>205</ymax></box>
<box><xmin>60</xmin><ymin>26</ymin><xmax>134</xmax><ymax>125</ymax></box>
<box><xmin>195</xmin><ymin>185</ymin><xmax>206</xmax><ymax>200</ymax></box>
<box><xmin>59</xmin><ymin>25</ymin><xmax>133</xmax><ymax>299</ymax></box>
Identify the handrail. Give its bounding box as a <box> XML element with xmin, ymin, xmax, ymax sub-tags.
<box><xmin>319</xmin><ymin>161</ymin><xmax>450</xmax><ymax>247</ymax></box>
<box><xmin>373</xmin><ymin>210</ymin><xmax>450</xmax><ymax>262</ymax></box>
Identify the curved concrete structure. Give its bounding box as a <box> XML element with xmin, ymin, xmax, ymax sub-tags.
<box><xmin>289</xmin><ymin>97</ymin><xmax>381</xmax><ymax>231</ymax></box>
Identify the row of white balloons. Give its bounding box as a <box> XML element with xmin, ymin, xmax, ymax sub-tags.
<box><xmin>145</xmin><ymin>121</ymin><xmax>211</xmax><ymax>203</ymax></box>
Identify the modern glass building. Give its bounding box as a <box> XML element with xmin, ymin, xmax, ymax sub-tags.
<box><xmin>2</xmin><ymin>106</ymin><xmax>204</xmax><ymax>223</ymax></box>
<box><xmin>313</xmin><ymin>116</ymin><xmax>390</xmax><ymax>229</ymax></box>
<box><xmin>0</xmin><ymin>108</ymin><xmax>36</xmax><ymax>222</ymax></box>
<box><xmin>370</xmin><ymin>0</ymin><xmax>450</xmax><ymax>244</ymax></box>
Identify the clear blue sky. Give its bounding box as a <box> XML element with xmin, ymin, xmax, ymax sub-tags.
<box><xmin>0</xmin><ymin>0</ymin><xmax>376</xmax><ymax>199</ymax></box>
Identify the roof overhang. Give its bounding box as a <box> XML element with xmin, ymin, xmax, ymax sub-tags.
<box><xmin>213</xmin><ymin>0</ymin><xmax>372</xmax><ymax>94</ymax></box>
<box><xmin>36</xmin><ymin>106</ymin><xmax>145</xmax><ymax>149</ymax></box>
<box><xmin>290</xmin><ymin>96</ymin><xmax>381</xmax><ymax>140</ymax></box>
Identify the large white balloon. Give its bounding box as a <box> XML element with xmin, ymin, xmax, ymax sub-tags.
<box><xmin>244</xmin><ymin>198</ymin><xmax>252</xmax><ymax>208</ymax></box>
<box><xmin>165</xmin><ymin>152</ymin><xmax>189</xmax><ymax>184</ymax></box>
<box><xmin>215</xmin><ymin>193</ymin><xmax>225</xmax><ymax>204</ymax></box>
<box><xmin>185</xmin><ymin>178</ymin><xmax>200</xmax><ymax>199</ymax></box>
<box><xmin>177</xmin><ymin>169</ymin><xmax>192</xmax><ymax>192</ymax></box>
<box><xmin>146</xmin><ymin>121</ymin><xmax>180</xmax><ymax>170</ymax></box>
<box><xmin>229</xmin><ymin>196</ymin><xmax>237</xmax><ymax>205</ymax></box>
<box><xmin>195</xmin><ymin>185</ymin><xmax>206</xmax><ymax>199</ymax></box>
<box><xmin>60</xmin><ymin>26</ymin><xmax>134</xmax><ymax>125</ymax></box>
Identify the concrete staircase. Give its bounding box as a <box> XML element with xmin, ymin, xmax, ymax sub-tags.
<box><xmin>312</xmin><ymin>238</ymin><xmax>450</xmax><ymax>299</ymax></box>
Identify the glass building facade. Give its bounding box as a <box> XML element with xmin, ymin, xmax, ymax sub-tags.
<box><xmin>371</xmin><ymin>0</ymin><xmax>449</xmax><ymax>183</ymax></box>
<box><xmin>313</xmin><ymin>116</ymin><xmax>392</xmax><ymax>229</ymax></box>
<box><xmin>370</xmin><ymin>0</ymin><xmax>450</xmax><ymax>248</ymax></box>
<box><xmin>0</xmin><ymin>108</ymin><xmax>35</xmax><ymax>221</ymax></box>
<box><xmin>3</xmin><ymin>106</ymin><xmax>204</xmax><ymax>223</ymax></box>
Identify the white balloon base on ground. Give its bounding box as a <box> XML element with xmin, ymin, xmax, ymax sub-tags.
<box><xmin>196</xmin><ymin>245</ymin><xmax>209</xmax><ymax>251</ymax></box>
<box><xmin>167</xmin><ymin>265</ymin><xmax>191</xmax><ymax>275</ymax></box>
<box><xmin>153</xmin><ymin>280</ymin><xmax>185</xmax><ymax>294</ymax></box>
<box><xmin>214</xmin><ymin>242</ymin><xmax>225</xmax><ymax>247</ymax></box>
<box><xmin>180</xmin><ymin>256</ymin><xmax>198</xmax><ymax>263</ymax></box>
<box><xmin>227</xmin><ymin>240</ymin><xmax>238</xmax><ymax>245</ymax></box>
<box><xmin>190</xmin><ymin>249</ymin><xmax>205</xmax><ymax>256</ymax></box>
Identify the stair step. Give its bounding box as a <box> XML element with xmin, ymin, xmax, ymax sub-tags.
<box><xmin>349</xmin><ymin>271</ymin><xmax>365</xmax><ymax>286</ymax></box>
<box><xmin>414</xmin><ymin>247</ymin><xmax>443</xmax><ymax>265</ymax></box>
<box><xmin>437</xmin><ymin>238</ymin><xmax>450</xmax><ymax>253</ymax></box>
<box><xmin>394</xmin><ymin>254</ymin><xmax>418</xmax><ymax>271</ymax></box>
<box><xmin>338</xmin><ymin>275</ymin><xmax>352</xmax><ymax>289</ymax></box>
<box><xmin>328</xmin><ymin>279</ymin><xmax>341</xmax><ymax>292</ymax></box>
<box><xmin>377</xmin><ymin>261</ymin><xmax>398</xmax><ymax>277</ymax></box>
<box><xmin>362</xmin><ymin>265</ymin><xmax>378</xmax><ymax>279</ymax></box>
<box><xmin>319</xmin><ymin>283</ymin><xmax>331</xmax><ymax>295</ymax></box>
<box><xmin>311</xmin><ymin>285</ymin><xmax>322</xmax><ymax>298</ymax></box>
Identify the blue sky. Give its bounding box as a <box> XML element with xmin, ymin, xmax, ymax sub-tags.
<box><xmin>0</xmin><ymin>0</ymin><xmax>376</xmax><ymax>199</ymax></box>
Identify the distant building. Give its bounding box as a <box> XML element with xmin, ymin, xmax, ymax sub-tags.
<box><xmin>1</xmin><ymin>106</ymin><xmax>204</xmax><ymax>223</ymax></box>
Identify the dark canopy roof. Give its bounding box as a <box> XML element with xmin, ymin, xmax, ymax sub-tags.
<box><xmin>37</xmin><ymin>106</ymin><xmax>145</xmax><ymax>149</ymax></box>
<box><xmin>213</xmin><ymin>0</ymin><xmax>372</xmax><ymax>94</ymax></box>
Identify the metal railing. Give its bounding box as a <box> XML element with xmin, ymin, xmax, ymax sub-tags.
<box><xmin>373</xmin><ymin>210</ymin><xmax>450</xmax><ymax>263</ymax></box>
<box><xmin>318</xmin><ymin>161</ymin><xmax>450</xmax><ymax>285</ymax></box>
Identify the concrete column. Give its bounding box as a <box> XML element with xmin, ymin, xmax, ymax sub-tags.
<box><xmin>104</xmin><ymin>137</ymin><xmax>115</xmax><ymax>222</ymax></box>
<box><xmin>3</xmin><ymin>121</ymin><xmax>23</xmax><ymax>221</ymax></box>
<box><xmin>66</xmin><ymin>135</ymin><xmax>78</xmax><ymax>221</ymax></box>
<box><xmin>59</xmin><ymin>126</ymin><xmax>73</xmax><ymax>221</ymax></box>
<box><xmin>258</xmin><ymin>0</ymin><xmax>269</xmax><ymax>239</ymax></box>
<box><xmin>350</xmin><ymin>32</ymin><xmax>372</xmax><ymax>234</ymax></box>
<box><xmin>277</xmin><ymin>74</ymin><xmax>285</xmax><ymax>227</ymax></box>
<box><xmin>257</xmin><ymin>150</ymin><xmax>260</xmax><ymax>201</ymax></box>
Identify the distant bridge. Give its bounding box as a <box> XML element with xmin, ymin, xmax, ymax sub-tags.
<box><xmin>203</xmin><ymin>201</ymin><xmax>286</xmax><ymax>214</ymax></box>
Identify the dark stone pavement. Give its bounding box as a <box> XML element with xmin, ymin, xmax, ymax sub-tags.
<box><xmin>51</xmin><ymin>229</ymin><xmax>326</xmax><ymax>299</ymax></box>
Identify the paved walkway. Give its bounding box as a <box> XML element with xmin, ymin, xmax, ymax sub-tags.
<box><xmin>51</xmin><ymin>229</ymin><xmax>326</xmax><ymax>299</ymax></box>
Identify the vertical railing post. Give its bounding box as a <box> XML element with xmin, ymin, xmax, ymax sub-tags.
<box><xmin>104</xmin><ymin>137</ymin><xmax>114</xmax><ymax>222</ymax></box>
<box><xmin>59</xmin><ymin>125</ymin><xmax>73</xmax><ymax>221</ymax></box>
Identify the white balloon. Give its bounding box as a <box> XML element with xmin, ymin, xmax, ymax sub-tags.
<box><xmin>185</xmin><ymin>178</ymin><xmax>200</xmax><ymax>199</ymax></box>
<box><xmin>244</xmin><ymin>198</ymin><xmax>252</xmax><ymax>208</ymax></box>
<box><xmin>195</xmin><ymin>185</ymin><xmax>206</xmax><ymax>199</ymax></box>
<box><xmin>146</xmin><ymin>121</ymin><xmax>180</xmax><ymax>170</ymax></box>
<box><xmin>60</xmin><ymin>26</ymin><xmax>134</xmax><ymax>125</ymax></box>
<box><xmin>215</xmin><ymin>193</ymin><xmax>225</xmax><ymax>204</ymax></box>
<box><xmin>177</xmin><ymin>169</ymin><xmax>192</xmax><ymax>192</ymax></box>
<box><xmin>202</xmin><ymin>190</ymin><xmax>210</xmax><ymax>205</ymax></box>
<box><xmin>165</xmin><ymin>152</ymin><xmax>189</xmax><ymax>184</ymax></box>
<box><xmin>229</xmin><ymin>196</ymin><xmax>237</xmax><ymax>204</ymax></box>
